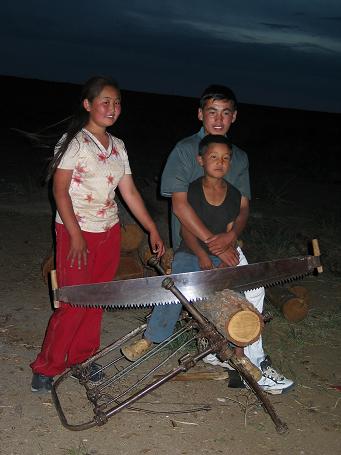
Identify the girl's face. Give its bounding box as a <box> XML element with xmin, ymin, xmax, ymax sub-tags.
<box><xmin>83</xmin><ymin>85</ymin><xmax>121</xmax><ymax>131</ymax></box>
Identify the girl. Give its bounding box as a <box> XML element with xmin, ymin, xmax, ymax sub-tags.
<box><xmin>30</xmin><ymin>76</ymin><xmax>165</xmax><ymax>392</ymax></box>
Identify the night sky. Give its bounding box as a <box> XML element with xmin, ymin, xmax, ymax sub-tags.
<box><xmin>2</xmin><ymin>0</ymin><xmax>341</xmax><ymax>113</ymax></box>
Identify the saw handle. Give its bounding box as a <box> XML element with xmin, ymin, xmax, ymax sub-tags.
<box><xmin>50</xmin><ymin>270</ymin><xmax>60</xmax><ymax>308</ymax></box>
<box><xmin>312</xmin><ymin>239</ymin><xmax>323</xmax><ymax>273</ymax></box>
<box><xmin>147</xmin><ymin>256</ymin><xmax>166</xmax><ymax>275</ymax></box>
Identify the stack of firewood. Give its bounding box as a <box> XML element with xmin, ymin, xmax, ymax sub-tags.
<box><xmin>116</xmin><ymin>223</ymin><xmax>173</xmax><ymax>280</ymax></box>
<box><xmin>41</xmin><ymin>223</ymin><xmax>173</xmax><ymax>283</ymax></box>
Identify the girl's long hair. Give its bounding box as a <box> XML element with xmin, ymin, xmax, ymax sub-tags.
<box><xmin>46</xmin><ymin>76</ymin><xmax>120</xmax><ymax>181</ymax></box>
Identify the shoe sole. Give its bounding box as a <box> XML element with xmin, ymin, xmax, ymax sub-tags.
<box><xmin>71</xmin><ymin>372</ymin><xmax>105</xmax><ymax>382</ymax></box>
<box><xmin>31</xmin><ymin>386</ymin><xmax>52</xmax><ymax>393</ymax></box>
<box><xmin>121</xmin><ymin>342</ymin><xmax>152</xmax><ymax>362</ymax></box>
<box><xmin>202</xmin><ymin>359</ymin><xmax>234</xmax><ymax>370</ymax></box>
<box><xmin>262</xmin><ymin>383</ymin><xmax>295</xmax><ymax>395</ymax></box>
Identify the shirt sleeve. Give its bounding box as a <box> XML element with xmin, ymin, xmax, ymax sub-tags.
<box><xmin>115</xmin><ymin>138</ymin><xmax>132</xmax><ymax>175</ymax></box>
<box><xmin>230</xmin><ymin>146</ymin><xmax>251</xmax><ymax>199</ymax></box>
<box><xmin>57</xmin><ymin>135</ymin><xmax>82</xmax><ymax>170</ymax></box>
<box><xmin>160</xmin><ymin>141</ymin><xmax>197</xmax><ymax>197</ymax></box>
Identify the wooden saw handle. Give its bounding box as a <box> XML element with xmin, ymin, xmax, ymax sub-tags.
<box><xmin>50</xmin><ymin>270</ymin><xmax>60</xmax><ymax>308</ymax></box>
<box><xmin>312</xmin><ymin>239</ymin><xmax>323</xmax><ymax>273</ymax></box>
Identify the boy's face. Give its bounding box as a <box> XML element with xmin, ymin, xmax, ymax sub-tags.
<box><xmin>198</xmin><ymin>98</ymin><xmax>237</xmax><ymax>136</ymax></box>
<box><xmin>197</xmin><ymin>143</ymin><xmax>232</xmax><ymax>178</ymax></box>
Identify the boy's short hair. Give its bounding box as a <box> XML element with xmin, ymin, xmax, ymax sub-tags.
<box><xmin>198</xmin><ymin>134</ymin><xmax>233</xmax><ymax>157</ymax></box>
<box><xmin>199</xmin><ymin>84</ymin><xmax>238</xmax><ymax>110</ymax></box>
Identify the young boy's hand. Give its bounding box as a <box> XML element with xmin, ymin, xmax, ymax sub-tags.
<box><xmin>198</xmin><ymin>253</ymin><xmax>214</xmax><ymax>270</ymax></box>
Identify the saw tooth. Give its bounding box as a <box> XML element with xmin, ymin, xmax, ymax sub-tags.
<box><xmin>193</xmin><ymin>297</ymin><xmax>206</xmax><ymax>303</ymax></box>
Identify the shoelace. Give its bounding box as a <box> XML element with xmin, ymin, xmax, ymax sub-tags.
<box><xmin>263</xmin><ymin>366</ymin><xmax>284</xmax><ymax>381</ymax></box>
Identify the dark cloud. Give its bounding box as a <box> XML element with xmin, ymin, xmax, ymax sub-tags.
<box><xmin>260</xmin><ymin>23</ymin><xmax>299</xmax><ymax>31</ymax></box>
<box><xmin>1</xmin><ymin>0</ymin><xmax>340</xmax><ymax>112</ymax></box>
<box><xmin>321</xmin><ymin>16</ymin><xmax>341</xmax><ymax>21</ymax></box>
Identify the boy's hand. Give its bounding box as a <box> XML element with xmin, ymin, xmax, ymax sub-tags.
<box><xmin>67</xmin><ymin>232</ymin><xmax>88</xmax><ymax>269</ymax></box>
<box><xmin>205</xmin><ymin>231</ymin><xmax>237</xmax><ymax>256</ymax></box>
<box><xmin>198</xmin><ymin>253</ymin><xmax>214</xmax><ymax>270</ymax></box>
<box><xmin>217</xmin><ymin>247</ymin><xmax>239</xmax><ymax>267</ymax></box>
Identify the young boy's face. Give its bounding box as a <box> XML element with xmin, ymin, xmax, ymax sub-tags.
<box><xmin>198</xmin><ymin>98</ymin><xmax>237</xmax><ymax>136</ymax></box>
<box><xmin>197</xmin><ymin>143</ymin><xmax>232</xmax><ymax>178</ymax></box>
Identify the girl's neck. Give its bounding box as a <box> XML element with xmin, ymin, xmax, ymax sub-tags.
<box><xmin>84</xmin><ymin>124</ymin><xmax>109</xmax><ymax>148</ymax></box>
<box><xmin>84</xmin><ymin>123</ymin><xmax>107</xmax><ymax>138</ymax></box>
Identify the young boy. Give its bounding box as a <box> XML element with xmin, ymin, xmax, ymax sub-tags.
<box><xmin>123</xmin><ymin>85</ymin><xmax>294</xmax><ymax>395</ymax></box>
<box><xmin>175</xmin><ymin>134</ymin><xmax>241</xmax><ymax>273</ymax></box>
<box><xmin>122</xmin><ymin>134</ymin><xmax>246</xmax><ymax>360</ymax></box>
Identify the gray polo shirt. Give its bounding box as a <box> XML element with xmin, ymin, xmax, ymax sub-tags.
<box><xmin>160</xmin><ymin>128</ymin><xmax>251</xmax><ymax>249</ymax></box>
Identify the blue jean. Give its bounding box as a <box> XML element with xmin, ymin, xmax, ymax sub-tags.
<box><xmin>144</xmin><ymin>251</ymin><xmax>221</xmax><ymax>343</ymax></box>
<box><xmin>144</xmin><ymin>248</ymin><xmax>266</xmax><ymax>369</ymax></box>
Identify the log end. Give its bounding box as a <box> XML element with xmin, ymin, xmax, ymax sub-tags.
<box><xmin>225</xmin><ymin>310</ymin><xmax>263</xmax><ymax>347</ymax></box>
<box><xmin>121</xmin><ymin>224</ymin><xmax>145</xmax><ymax>252</ymax></box>
<box><xmin>115</xmin><ymin>256</ymin><xmax>144</xmax><ymax>280</ymax></box>
<box><xmin>282</xmin><ymin>298</ymin><xmax>308</xmax><ymax>322</ymax></box>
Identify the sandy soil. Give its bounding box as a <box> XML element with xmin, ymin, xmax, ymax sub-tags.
<box><xmin>0</xmin><ymin>178</ymin><xmax>340</xmax><ymax>455</ymax></box>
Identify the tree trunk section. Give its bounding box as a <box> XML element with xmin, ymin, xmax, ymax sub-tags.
<box><xmin>195</xmin><ymin>289</ymin><xmax>263</xmax><ymax>347</ymax></box>
<box><xmin>266</xmin><ymin>285</ymin><xmax>309</xmax><ymax>322</ymax></box>
<box><xmin>120</xmin><ymin>223</ymin><xmax>145</xmax><ymax>252</ymax></box>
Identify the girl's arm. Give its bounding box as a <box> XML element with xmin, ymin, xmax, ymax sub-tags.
<box><xmin>118</xmin><ymin>174</ymin><xmax>165</xmax><ymax>258</ymax></box>
<box><xmin>53</xmin><ymin>168</ymin><xmax>88</xmax><ymax>269</ymax></box>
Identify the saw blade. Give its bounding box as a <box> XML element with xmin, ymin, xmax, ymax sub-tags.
<box><xmin>55</xmin><ymin>255</ymin><xmax>321</xmax><ymax>309</ymax></box>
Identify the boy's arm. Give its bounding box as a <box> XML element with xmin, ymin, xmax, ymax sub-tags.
<box><xmin>172</xmin><ymin>192</ymin><xmax>239</xmax><ymax>266</ymax></box>
<box><xmin>206</xmin><ymin>196</ymin><xmax>249</xmax><ymax>253</ymax></box>
<box><xmin>180</xmin><ymin>226</ymin><xmax>214</xmax><ymax>270</ymax></box>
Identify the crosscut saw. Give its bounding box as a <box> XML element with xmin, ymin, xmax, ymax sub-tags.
<box><xmin>52</xmin><ymin>252</ymin><xmax>321</xmax><ymax>310</ymax></box>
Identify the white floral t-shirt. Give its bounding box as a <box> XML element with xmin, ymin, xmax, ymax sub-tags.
<box><xmin>55</xmin><ymin>129</ymin><xmax>131</xmax><ymax>232</ymax></box>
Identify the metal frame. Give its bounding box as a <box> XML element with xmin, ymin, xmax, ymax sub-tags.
<box><xmin>52</xmin><ymin>264</ymin><xmax>288</xmax><ymax>434</ymax></box>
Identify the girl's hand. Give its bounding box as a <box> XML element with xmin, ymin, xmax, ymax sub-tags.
<box><xmin>149</xmin><ymin>230</ymin><xmax>165</xmax><ymax>259</ymax></box>
<box><xmin>67</xmin><ymin>232</ymin><xmax>88</xmax><ymax>269</ymax></box>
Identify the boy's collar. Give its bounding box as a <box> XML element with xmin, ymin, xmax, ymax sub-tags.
<box><xmin>198</xmin><ymin>127</ymin><xmax>229</xmax><ymax>140</ymax></box>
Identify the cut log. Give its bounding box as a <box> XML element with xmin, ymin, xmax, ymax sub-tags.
<box><xmin>289</xmin><ymin>285</ymin><xmax>309</xmax><ymax>302</ymax></box>
<box><xmin>195</xmin><ymin>289</ymin><xmax>264</xmax><ymax>347</ymax></box>
<box><xmin>41</xmin><ymin>252</ymin><xmax>54</xmax><ymax>284</ymax></box>
<box><xmin>120</xmin><ymin>223</ymin><xmax>145</xmax><ymax>252</ymax></box>
<box><xmin>115</xmin><ymin>255</ymin><xmax>144</xmax><ymax>280</ymax></box>
<box><xmin>161</xmin><ymin>248</ymin><xmax>174</xmax><ymax>274</ymax></box>
<box><xmin>154</xmin><ymin>371</ymin><xmax>229</xmax><ymax>381</ymax></box>
<box><xmin>266</xmin><ymin>286</ymin><xmax>308</xmax><ymax>322</ymax></box>
<box><xmin>138</xmin><ymin>246</ymin><xmax>174</xmax><ymax>275</ymax></box>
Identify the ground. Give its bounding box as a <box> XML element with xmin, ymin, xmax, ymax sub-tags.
<box><xmin>0</xmin><ymin>171</ymin><xmax>340</xmax><ymax>455</ymax></box>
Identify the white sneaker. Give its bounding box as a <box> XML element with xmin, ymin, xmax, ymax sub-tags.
<box><xmin>258</xmin><ymin>356</ymin><xmax>294</xmax><ymax>395</ymax></box>
<box><xmin>202</xmin><ymin>354</ymin><xmax>234</xmax><ymax>370</ymax></box>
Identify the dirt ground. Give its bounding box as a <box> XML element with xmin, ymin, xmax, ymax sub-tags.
<box><xmin>0</xmin><ymin>173</ymin><xmax>340</xmax><ymax>455</ymax></box>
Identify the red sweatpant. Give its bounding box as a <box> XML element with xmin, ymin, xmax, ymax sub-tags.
<box><xmin>30</xmin><ymin>222</ymin><xmax>120</xmax><ymax>376</ymax></box>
